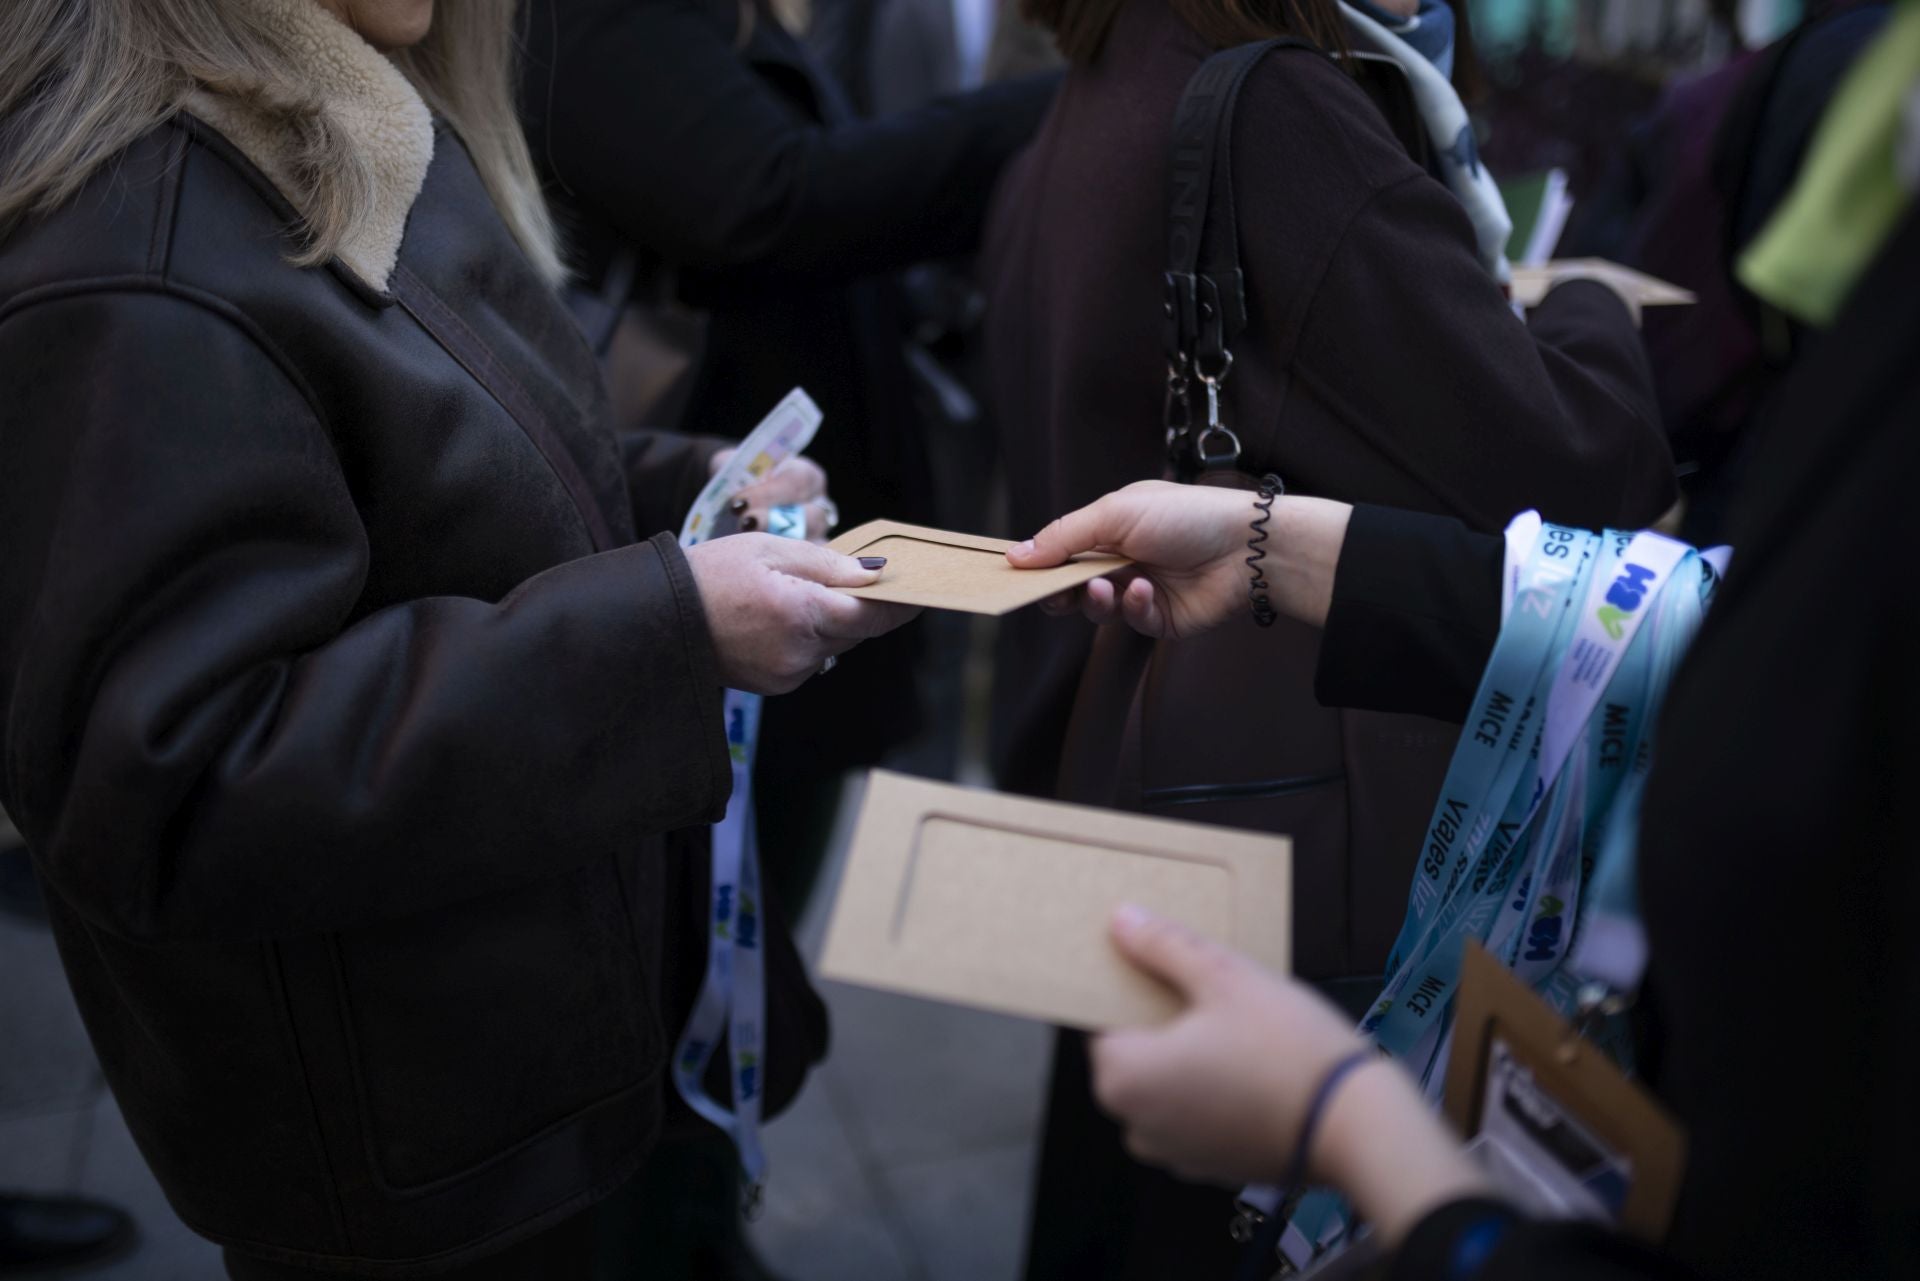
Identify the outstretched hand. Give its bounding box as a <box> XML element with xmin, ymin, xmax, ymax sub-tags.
<box><xmin>1007</xmin><ymin>481</ymin><xmax>1352</xmax><ymax>637</ymax></box>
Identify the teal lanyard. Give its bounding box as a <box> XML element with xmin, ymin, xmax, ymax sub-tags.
<box><xmin>1265</xmin><ymin>514</ymin><xmax>1725</xmax><ymax>1266</ymax></box>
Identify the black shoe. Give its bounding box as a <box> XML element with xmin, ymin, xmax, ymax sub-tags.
<box><xmin>0</xmin><ymin>1193</ymin><xmax>134</xmax><ymax>1274</ymax></box>
<box><xmin>0</xmin><ymin>844</ymin><xmax>47</xmax><ymax>928</ymax></box>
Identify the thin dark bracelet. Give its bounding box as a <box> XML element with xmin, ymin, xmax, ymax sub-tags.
<box><xmin>1246</xmin><ymin>472</ymin><xmax>1284</xmax><ymax>627</ymax></box>
<box><xmin>1233</xmin><ymin>1047</ymin><xmax>1379</xmax><ymax>1281</ymax></box>
<box><xmin>1280</xmin><ymin>1047</ymin><xmax>1377</xmax><ymax>1194</ymax></box>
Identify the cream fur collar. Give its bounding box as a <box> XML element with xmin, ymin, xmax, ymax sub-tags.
<box><xmin>186</xmin><ymin>0</ymin><xmax>433</xmax><ymax>292</ymax></box>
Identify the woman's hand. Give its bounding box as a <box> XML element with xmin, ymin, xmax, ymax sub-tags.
<box><xmin>1091</xmin><ymin>905</ymin><xmax>1374</xmax><ymax>1185</ymax></box>
<box><xmin>685</xmin><ymin>534</ymin><xmax>917</xmax><ymax>694</ymax></box>
<box><xmin>1006</xmin><ymin>481</ymin><xmax>1353</xmax><ymax>638</ymax></box>
<box><xmin>1092</xmin><ymin>907</ymin><xmax>1491</xmax><ymax>1242</ymax></box>
<box><xmin>709</xmin><ymin>449</ymin><xmax>837</xmax><ymax>542</ymax></box>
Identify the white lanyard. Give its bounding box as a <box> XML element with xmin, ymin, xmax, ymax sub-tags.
<box><xmin>671</xmin><ymin>389</ymin><xmax>821</xmax><ymax>1210</ymax></box>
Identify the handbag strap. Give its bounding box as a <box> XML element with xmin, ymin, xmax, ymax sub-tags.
<box><xmin>1163</xmin><ymin>37</ymin><xmax>1329</xmax><ymax>476</ymax></box>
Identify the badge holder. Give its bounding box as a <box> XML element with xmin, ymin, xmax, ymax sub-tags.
<box><xmin>1444</xmin><ymin>942</ymin><xmax>1686</xmax><ymax>1241</ymax></box>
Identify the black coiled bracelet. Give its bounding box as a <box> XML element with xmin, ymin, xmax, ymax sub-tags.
<box><xmin>1246</xmin><ymin>473</ymin><xmax>1284</xmax><ymax>627</ymax></box>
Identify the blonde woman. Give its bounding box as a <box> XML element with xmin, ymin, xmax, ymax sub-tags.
<box><xmin>0</xmin><ymin>1</ymin><xmax>914</xmax><ymax>1276</ymax></box>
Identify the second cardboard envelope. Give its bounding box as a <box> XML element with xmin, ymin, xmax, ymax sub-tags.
<box><xmin>819</xmin><ymin>771</ymin><xmax>1291</xmax><ymax>1029</ymax></box>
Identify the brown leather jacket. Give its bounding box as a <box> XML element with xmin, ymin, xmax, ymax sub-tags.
<box><xmin>982</xmin><ymin>0</ymin><xmax>1677</xmax><ymax>980</ymax></box>
<box><xmin>0</xmin><ymin>112</ymin><xmax>822</xmax><ymax>1273</ymax></box>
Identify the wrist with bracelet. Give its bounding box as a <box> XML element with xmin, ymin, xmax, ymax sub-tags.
<box><xmin>1282</xmin><ymin>1046</ymin><xmax>1377</xmax><ymax>1193</ymax></box>
<box><xmin>1245</xmin><ymin>472</ymin><xmax>1284</xmax><ymax>627</ymax></box>
<box><xmin>1234</xmin><ymin>1046</ymin><xmax>1378</xmax><ymax>1279</ymax></box>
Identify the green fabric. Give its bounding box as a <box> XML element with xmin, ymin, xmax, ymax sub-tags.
<box><xmin>1738</xmin><ymin>0</ymin><xmax>1920</xmax><ymax>327</ymax></box>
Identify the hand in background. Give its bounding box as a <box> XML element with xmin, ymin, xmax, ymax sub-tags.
<box><xmin>1007</xmin><ymin>481</ymin><xmax>1352</xmax><ymax>637</ymax></box>
<box><xmin>709</xmin><ymin>450</ymin><xmax>836</xmax><ymax>542</ymax></box>
<box><xmin>685</xmin><ymin>535</ymin><xmax>916</xmax><ymax>693</ymax></box>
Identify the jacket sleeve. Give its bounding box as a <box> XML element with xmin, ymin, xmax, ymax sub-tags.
<box><xmin>1291</xmin><ymin>166</ymin><xmax>1677</xmax><ymax>531</ymax></box>
<box><xmin>0</xmin><ymin>291</ymin><xmax>731</xmax><ymax>945</ymax></box>
<box><xmin>1387</xmin><ymin>1199</ymin><xmax>1694</xmax><ymax>1281</ymax></box>
<box><xmin>526</xmin><ymin>0</ymin><xmax>1055</xmax><ymax>290</ymax></box>
<box><xmin>1233</xmin><ymin>58</ymin><xmax>1676</xmax><ymax>533</ymax></box>
<box><xmin>1314</xmin><ymin>504</ymin><xmax>1503</xmax><ymax>723</ymax></box>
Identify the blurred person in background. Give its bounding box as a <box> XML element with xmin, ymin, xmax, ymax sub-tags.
<box><xmin>521</xmin><ymin>0</ymin><xmax>1056</xmax><ymax>911</ymax></box>
<box><xmin>1562</xmin><ymin>0</ymin><xmax>1890</xmax><ymax>542</ymax></box>
<box><xmin>519</xmin><ymin>4</ymin><xmax>1054</xmax><ymax>1272</ymax></box>
<box><xmin>981</xmin><ymin>0</ymin><xmax>1679</xmax><ymax>1273</ymax></box>
<box><xmin>0</xmin><ymin>2</ymin><xmax>913</xmax><ymax>1278</ymax></box>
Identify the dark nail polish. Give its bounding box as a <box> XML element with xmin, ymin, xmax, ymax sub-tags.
<box><xmin>729</xmin><ymin>498</ymin><xmax>749</xmax><ymax>514</ymax></box>
<box><xmin>740</xmin><ymin>515</ymin><xmax>759</xmax><ymax>531</ymax></box>
<box><xmin>858</xmin><ymin>556</ymin><xmax>887</xmax><ymax>570</ymax></box>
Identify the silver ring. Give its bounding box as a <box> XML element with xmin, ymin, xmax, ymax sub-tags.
<box><xmin>813</xmin><ymin>495</ymin><xmax>841</xmax><ymax>533</ymax></box>
<box><xmin>819</xmin><ymin>654</ymin><xmax>838</xmax><ymax>675</ymax></box>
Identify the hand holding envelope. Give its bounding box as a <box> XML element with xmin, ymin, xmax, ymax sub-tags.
<box><xmin>825</xmin><ymin>520</ymin><xmax>1129</xmax><ymax>614</ymax></box>
<box><xmin>1509</xmin><ymin>258</ymin><xmax>1697</xmax><ymax>323</ymax></box>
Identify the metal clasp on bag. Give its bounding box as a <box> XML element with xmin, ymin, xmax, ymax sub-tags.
<box><xmin>1192</xmin><ymin>353</ymin><xmax>1241</xmax><ymax>471</ymax></box>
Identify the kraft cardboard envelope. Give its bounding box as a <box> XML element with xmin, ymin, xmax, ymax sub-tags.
<box><xmin>826</xmin><ymin>520</ymin><xmax>1128</xmax><ymax>615</ymax></box>
<box><xmin>819</xmin><ymin>771</ymin><xmax>1291</xmax><ymax>1029</ymax></box>
<box><xmin>1510</xmin><ymin>259</ymin><xmax>1697</xmax><ymax>311</ymax></box>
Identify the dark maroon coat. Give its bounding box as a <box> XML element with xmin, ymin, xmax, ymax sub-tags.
<box><xmin>982</xmin><ymin>0</ymin><xmax>1676</xmax><ymax>982</ymax></box>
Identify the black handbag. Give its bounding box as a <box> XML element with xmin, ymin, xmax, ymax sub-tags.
<box><xmin>1161</xmin><ymin>39</ymin><xmax>1429</xmax><ymax>481</ymax></box>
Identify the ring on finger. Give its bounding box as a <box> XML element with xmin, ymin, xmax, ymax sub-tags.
<box><xmin>819</xmin><ymin>654</ymin><xmax>838</xmax><ymax>676</ymax></box>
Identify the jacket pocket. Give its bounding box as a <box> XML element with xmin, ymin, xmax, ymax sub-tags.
<box><xmin>1141</xmin><ymin>772</ymin><xmax>1344</xmax><ymax>807</ymax></box>
<box><xmin>329</xmin><ymin>857</ymin><xmax>660</xmax><ymax>1191</ymax></box>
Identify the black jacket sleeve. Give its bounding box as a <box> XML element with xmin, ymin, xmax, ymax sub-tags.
<box><xmin>1388</xmin><ymin>1199</ymin><xmax>1695</xmax><ymax>1281</ymax></box>
<box><xmin>1235</xmin><ymin>54</ymin><xmax>1677</xmax><ymax>533</ymax></box>
<box><xmin>0</xmin><ymin>291</ymin><xmax>730</xmax><ymax>945</ymax></box>
<box><xmin>1292</xmin><ymin>168</ymin><xmax>1677</xmax><ymax>531</ymax></box>
<box><xmin>1314</xmin><ymin>504</ymin><xmax>1504</xmax><ymax>723</ymax></box>
<box><xmin>524</xmin><ymin>0</ymin><xmax>1054</xmax><ymax>291</ymax></box>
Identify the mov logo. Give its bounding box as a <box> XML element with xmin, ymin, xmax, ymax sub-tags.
<box><xmin>1595</xmin><ymin>563</ymin><xmax>1656</xmax><ymax>640</ymax></box>
<box><xmin>735</xmin><ymin>891</ymin><xmax>760</xmax><ymax>951</ymax></box>
<box><xmin>1523</xmin><ymin>894</ymin><xmax>1565</xmax><ymax>962</ymax></box>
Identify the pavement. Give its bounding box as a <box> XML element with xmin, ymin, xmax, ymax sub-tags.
<box><xmin>745</xmin><ymin>772</ymin><xmax>1049</xmax><ymax>1281</ymax></box>
<box><xmin>0</xmin><ymin>811</ymin><xmax>224</xmax><ymax>1280</ymax></box>
<box><xmin>0</xmin><ymin>620</ymin><xmax>1050</xmax><ymax>1281</ymax></box>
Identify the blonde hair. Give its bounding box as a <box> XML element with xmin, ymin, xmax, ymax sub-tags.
<box><xmin>0</xmin><ymin>0</ymin><xmax>565</xmax><ymax>286</ymax></box>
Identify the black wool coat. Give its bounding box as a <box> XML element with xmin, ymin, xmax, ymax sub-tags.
<box><xmin>0</xmin><ymin>116</ymin><xmax>737</xmax><ymax>1273</ymax></box>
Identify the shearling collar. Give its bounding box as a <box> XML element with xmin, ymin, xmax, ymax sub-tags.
<box><xmin>185</xmin><ymin>0</ymin><xmax>433</xmax><ymax>292</ymax></box>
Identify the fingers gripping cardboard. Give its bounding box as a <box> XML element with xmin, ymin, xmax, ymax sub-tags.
<box><xmin>825</xmin><ymin>520</ymin><xmax>1128</xmax><ymax>615</ymax></box>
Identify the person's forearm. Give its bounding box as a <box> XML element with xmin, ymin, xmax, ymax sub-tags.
<box><xmin>1264</xmin><ymin>496</ymin><xmax>1354</xmax><ymax>629</ymax></box>
<box><xmin>1313</xmin><ymin>1060</ymin><xmax>1495</xmax><ymax>1244</ymax></box>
